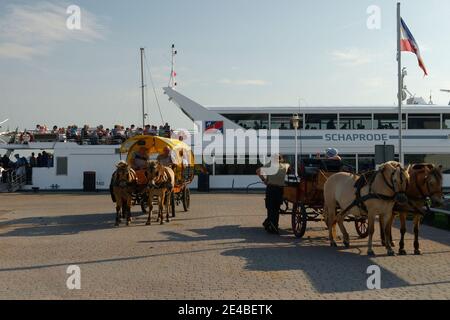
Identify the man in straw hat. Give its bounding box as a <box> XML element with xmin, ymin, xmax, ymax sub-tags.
<box><xmin>256</xmin><ymin>154</ymin><xmax>290</xmax><ymax>234</ymax></box>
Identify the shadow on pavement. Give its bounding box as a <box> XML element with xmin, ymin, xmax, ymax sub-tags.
<box><xmin>140</xmin><ymin>225</ymin><xmax>302</xmax><ymax>245</ymax></box>
<box><xmin>0</xmin><ymin>212</ymin><xmax>116</xmax><ymax>237</ymax></box>
<box><xmin>222</xmin><ymin>245</ymin><xmax>408</xmax><ymax>294</ymax></box>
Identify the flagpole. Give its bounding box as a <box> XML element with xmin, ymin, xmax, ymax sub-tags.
<box><xmin>397</xmin><ymin>2</ymin><xmax>404</xmax><ymax>165</ymax></box>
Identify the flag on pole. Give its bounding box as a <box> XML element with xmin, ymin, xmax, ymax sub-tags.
<box><xmin>400</xmin><ymin>18</ymin><xmax>428</xmax><ymax>76</ymax></box>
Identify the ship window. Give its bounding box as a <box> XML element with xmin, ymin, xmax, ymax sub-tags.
<box><xmin>442</xmin><ymin>114</ymin><xmax>450</xmax><ymax>129</ymax></box>
<box><xmin>339</xmin><ymin>114</ymin><xmax>372</xmax><ymax>130</ymax></box>
<box><xmin>408</xmin><ymin>113</ymin><xmax>440</xmax><ymax>129</ymax></box>
<box><xmin>214</xmin><ymin>155</ymin><xmax>263</xmax><ymax>175</ymax></box>
<box><xmin>56</xmin><ymin>157</ymin><xmax>68</xmax><ymax>175</ymax></box>
<box><xmin>374</xmin><ymin>114</ymin><xmax>406</xmax><ymax>129</ymax></box>
<box><xmin>358</xmin><ymin>155</ymin><xmax>375</xmax><ymax>173</ymax></box>
<box><xmin>305</xmin><ymin>114</ymin><xmax>337</xmax><ymax>130</ymax></box>
<box><xmin>270</xmin><ymin>114</ymin><xmax>303</xmax><ymax>130</ymax></box>
<box><xmin>221</xmin><ymin>114</ymin><xmax>269</xmax><ymax>130</ymax></box>
<box><xmin>405</xmin><ymin>154</ymin><xmax>450</xmax><ymax>171</ymax></box>
<box><xmin>340</xmin><ymin>154</ymin><xmax>357</xmax><ymax>172</ymax></box>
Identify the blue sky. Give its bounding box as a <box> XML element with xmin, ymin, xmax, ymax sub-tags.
<box><xmin>1</xmin><ymin>0</ymin><xmax>450</xmax><ymax>131</ymax></box>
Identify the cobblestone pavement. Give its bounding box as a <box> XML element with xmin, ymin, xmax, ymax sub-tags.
<box><xmin>0</xmin><ymin>192</ymin><xmax>449</xmax><ymax>299</ymax></box>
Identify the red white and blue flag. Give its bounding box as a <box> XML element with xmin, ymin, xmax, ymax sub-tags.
<box><xmin>400</xmin><ymin>18</ymin><xmax>428</xmax><ymax>76</ymax></box>
<box><xmin>205</xmin><ymin>121</ymin><xmax>224</xmax><ymax>133</ymax></box>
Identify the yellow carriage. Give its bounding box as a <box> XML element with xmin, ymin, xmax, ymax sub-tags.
<box><xmin>120</xmin><ymin>135</ymin><xmax>195</xmax><ymax>216</ymax></box>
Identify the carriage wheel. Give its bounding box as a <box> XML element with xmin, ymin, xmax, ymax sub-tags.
<box><xmin>182</xmin><ymin>187</ymin><xmax>190</xmax><ymax>212</ymax></box>
<box><xmin>291</xmin><ymin>203</ymin><xmax>308</xmax><ymax>238</ymax></box>
<box><xmin>170</xmin><ymin>192</ymin><xmax>176</xmax><ymax>217</ymax></box>
<box><xmin>355</xmin><ymin>218</ymin><xmax>369</xmax><ymax>238</ymax></box>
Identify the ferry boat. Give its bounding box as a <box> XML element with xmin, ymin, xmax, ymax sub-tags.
<box><xmin>163</xmin><ymin>87</ymin><xmax>450</xmax><ymax>189</ymax></box>
<box><xmin>2</xmin><ymin>86</ymin><xmax>450</xmax><ymax>192</ymax></box>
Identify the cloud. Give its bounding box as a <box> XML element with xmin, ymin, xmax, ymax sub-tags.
<box><xmin>0</xmin><ymin>1</ymin><xmax>105</xmax><ymax>60</ymax></box>
<box><xmin>331</xmin><ymin>48</ymin><xmax>375</xmax><ymax>66</ymax></box>
<box><xmin>218</xmin><ymin>78</ymin><xmax>270</xmax><ymax>86</ymax></box>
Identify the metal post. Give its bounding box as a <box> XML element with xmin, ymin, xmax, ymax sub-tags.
<box><xmin>295</xmin><ymin>127</ymin><xmax>298</xmax><ymax>177</ymax></box>
<box><xmin>140</xmin><ymin>48</ymin><xmax>145</xmax><ymax>129</ymax></box>
<box><xmin>397</xmin><ymin>2</ymin><xmax>404</xmax><ymax>165</ymax></box>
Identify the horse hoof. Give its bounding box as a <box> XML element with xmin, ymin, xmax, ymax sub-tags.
<box><xmin>387</xmin><ymin>250</ymin><xmax>395</xmax><ymax>256</ymax></box>
<box><xmin>114</xmin><ymin>223</ymin><xmax>119</xmax><ymax>227</ymax></box>
<box><xmin>330</xmin><ymin>241</ymin><xmax>337</xmax><ymax>247</ymax></box>
<box><xmin>166</xmin><ymin>219</ymin><xmax>170</xmax><ymax>223</ymax></box>
<box><xmin>343</xmin><ymin>241</ymin><xmax>350</xmax><ymax>248</ymax></box>
<box><xmin>390</xmin><ymin>241</ymin><xmax>396</xmax><ymax>247</ymax></box>
<box><xmin>414</xmin><ymin>249</ymin><xmax>422</xmax><ymax>255</ymax></box>
<box><xmin>145</xmin><ymin>221</ymin><xmax>151</xmax><ymax>226</ymax></box>
<box><xmin>367</xmin><ymin>249</ymin><xmax>375</xmax><ymax>256</ymax></box>
<box><xmin>398</xmin><ymin>249</ymin><xmax>407</xmax><ymax>255</ymax></box>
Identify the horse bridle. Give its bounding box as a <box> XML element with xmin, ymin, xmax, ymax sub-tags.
<box><xmin>116</xmin><ymin>167</ymin><xmax>133</xmax><ymax>188</ymax></box>
<box><xmin>371</xmin><ymin>165</ymin><xmax>408</xmax><ymax>198</ymax></box>
<box><xmin>414</xmin><ymin>169</ymin><xmax>442</xmax><ymax>200</ymax></box>
<box><xmin>148</xmin><ymin>166</ymin><xmax>167</xmax><ymax>189</ymax></box>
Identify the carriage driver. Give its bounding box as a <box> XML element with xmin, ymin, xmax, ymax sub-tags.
<box><xmin>131</xmin><ymin>147</ymin><xmax>149</xmax><ymax>170</ymax></box>
<box><xmin>325</xmin><ymin>147</ymin><xmax>341</xmax><ymax>161</ymax></box>
<box><xmin>256</xmin><ymin>154</ymin><xmax>290</xmax><ymax>235</ymax></box>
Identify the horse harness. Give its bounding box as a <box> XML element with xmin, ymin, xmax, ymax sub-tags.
<box><xmin>396</xmin><ymin>168</ymin><xmax>440</xmax><ymax>216</ymax></box>
<box><xmin>339</xmin><ymin>166</ymin><xmax>407</xmax><ymax>216</ymax></box>
<box><xmin>112</xmin><ymin>167</ymin><xmax>136</xmax><ymax>188</ymax></box>
<box><xmin>148</xmin><ymin>167</ymin><xmax>173</xmax><ymax>190</ymax></box>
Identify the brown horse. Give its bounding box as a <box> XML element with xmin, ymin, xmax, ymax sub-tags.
<box><xmin>323</xmin><ymin>161</ymin><xmax>410</xmax><ymax>256</ymax></box>
<box><xmin>145</xmin><ymin>161</ymin><xmax>175</xmax><ymax>225</ymax></box>
<box><xmin>381</xmin><ymin>163</ymin><xmax>443</xmax><ymax>255</ymax></box>
<box><xmin>110</xmin><ymin>161</ymin><xmax>137</xmax><ymax>226</ymax></box>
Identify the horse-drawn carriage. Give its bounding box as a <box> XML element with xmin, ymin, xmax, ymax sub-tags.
<box><xmin>119</xmin><ymin>135</ymin><xmax>195</xmax><ymax>217</ymax></box>
<box><xmin>280</xmin><ymin>158</ymin><xmax>369</xmax><ymax>238</ymax></box>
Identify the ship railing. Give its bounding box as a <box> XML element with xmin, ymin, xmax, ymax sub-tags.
<box><xmin>4</xmin><ymin>168</ymin><xmax>27</xmax><ymax>192</ymax></box>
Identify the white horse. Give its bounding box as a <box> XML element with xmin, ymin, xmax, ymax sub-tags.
<box><xmin>323</xmin><ymin>161</ymin><xmax>410</xmax><ymax>256</ymax></box>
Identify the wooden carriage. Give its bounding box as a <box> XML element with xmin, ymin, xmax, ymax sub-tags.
<box><xmin>281</xmin><ymin>159</ymin><xmax>369</xmax><ymax>238</ymax></box>
<box><xmin>119</xmin><ymin>135</ymin><xmax>195</xmax><ymax>217</ymax></box>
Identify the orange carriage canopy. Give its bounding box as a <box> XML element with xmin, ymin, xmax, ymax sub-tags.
<box><xmin>120</xmin><ymin>135</ymin><xmax>195</xmax><ymax>166</ymax></box>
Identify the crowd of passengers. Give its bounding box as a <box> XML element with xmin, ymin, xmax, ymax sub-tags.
<box><xmin>0</xmin><ymin>151</ymin><xmax>53</xmax><ymax>183</ymax></box>
<box><xmin>14</xmin><ymin>123</ymin><xmax>173</xmax><ymax>145</ymax></box>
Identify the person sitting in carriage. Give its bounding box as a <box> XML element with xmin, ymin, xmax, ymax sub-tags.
<box><xmin>325</xmin><ymin>147</ymin><xmax>341</xmax><ymax>161</ymax></box>
<box><xmin>324</xmin><ymin>147</ymin><xmax>344</xmax><ymax>172</ymax></box>
<box><xmin>256</xmin><ymin>154</ymin><xmax>290</xmax><ymax>235</ymax></box>
<box><xmin>157</xmin><ymin>146</ymin><xmax>176</xmax><ymax>167</ymax></box>
<box><xmin>131</xmin><ymin>147</ymin><xmax>149</xmax><ymax>170</ymax></box>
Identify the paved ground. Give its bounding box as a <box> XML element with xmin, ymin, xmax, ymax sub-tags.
<box><xmin>0</xmin><ymin>192</ymin><xmax>449</xmax><ymax>299</ymax></box>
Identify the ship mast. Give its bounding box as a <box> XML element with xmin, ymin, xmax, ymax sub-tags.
<box><xmin>168</xmin><ymin>44</ymin><xmax>177</xmax><ymax>88</ymax></box>
<box><xmin>140</xmin><ymin>47</ymin><xmax>146</xmax><ymax>128</ymax></box>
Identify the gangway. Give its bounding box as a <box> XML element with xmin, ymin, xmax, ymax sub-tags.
<box><xmin>0</xmin><ymin>169</ymin><xmax>26</xmax><ymax>192</ymax></box>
